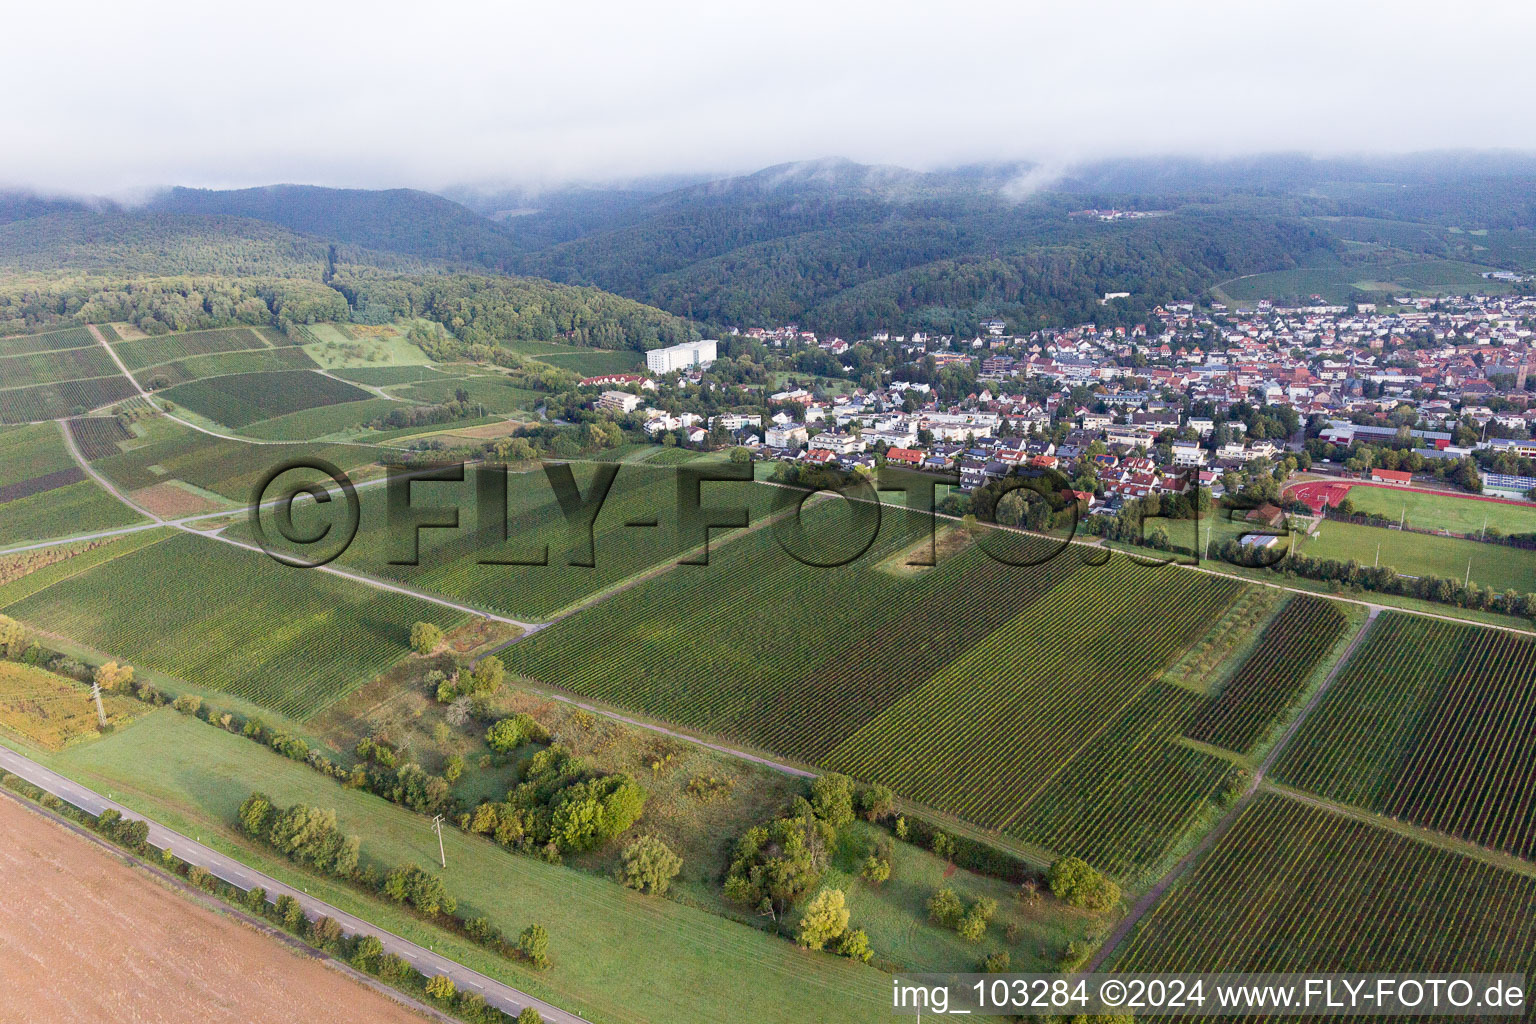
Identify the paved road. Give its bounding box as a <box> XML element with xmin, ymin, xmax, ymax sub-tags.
<box><xmin>0</xmin><ymin>745</ymin><xmax>590</xmax><ymax>1024</ymax></box>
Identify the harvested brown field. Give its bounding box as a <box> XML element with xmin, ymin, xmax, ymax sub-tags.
<box><xmin>126</xmin><ymin>481</ymin><xmax>227</xmax><ymax>518</ymax></box>
<box><xmin>0</xmin><ymin>797</ymin><xmax>428</xmax><ymax>1024</ymax></box>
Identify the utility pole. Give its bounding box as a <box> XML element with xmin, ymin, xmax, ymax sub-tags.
<box><xmin>1375</xmin><ymin>542</ymin><xmax>1380</xmax><ymax>568</ymax></box>
<box><xmin>90</xmin><ymin>680</ymin><xmax>107</xmax><ymax>729</ymax></box>
<box><xmin>1481</xmin><ymin>514</ymin><xmax>1487</xmax><ymax>542</ymax></box>
<box><xmin>431</xmin><ymin>814</ymin><xmax>446</xmax><ymax>869</ymax></box>
<box><xmin>1465</xmin><ymin>557</ymin><xmax>1472</xmax><ymax>589</ymax></box>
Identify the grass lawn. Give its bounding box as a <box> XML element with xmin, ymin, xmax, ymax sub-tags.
<box><xmin>1298</xmin><ymin>518</ymin><xmax>1536</xmax><ymax>593</ymax></box>
<box><xmin>1343</xmin><ymin>484</ymin><xmax>1536</xmax><ymax>536</ymax></box>
<box><xmin>16</xmin><ymin>712</ymin><xmax>896</xmax><ymax>1024</ymax></box>
<box><xmin>303</xmin><ymin>325</ymin><xmax>432</xmax><ymax>369</ymax></box>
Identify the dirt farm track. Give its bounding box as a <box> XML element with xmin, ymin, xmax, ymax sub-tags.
<box><xmin>0</xmin><ymin>797</ymin><xmax>427</xmax><ymax>1024</ymax></box>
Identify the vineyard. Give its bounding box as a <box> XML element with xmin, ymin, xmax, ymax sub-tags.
<box><xmin>0</xmin><ymin>479</ymin><xmax>145</xmax><ymax>547</ymax></box>
<box><xmin>136</xmin><ymin>346</ymin><xmax>318</xmax><ymax>389</ymax></box>
<box><xmin>1182</xmin><ymin>596</ymin><xmax>1350</xmax><ymax>754</ymax></box>
<box><xmin>1272</xmin><ymin>613</ymin><xmax>1536</xmax><ymax>859</ymax></box>
<box><xmin>113</xmin><ymin>327</ymin><xmax>270</xmax><ymax>370</ymax></box>
<box><xmin>1113</xmin><ymin>793</ymin><xmax>1536</xmax><ymax>980</ymax></box>
<box><xmin>507</xmin><ymin>509</ymin><xmax>1249</xmax><ymax>876</ymax></box>
<box><xmin>66</xmin><ymin>416</ymin><xmax>134</xmax><ymax>461</ymax></box>
<box><xmin>394</xmin><ymin>376</ymin><xmax>545</xmax><ymax>414</ymax></box>
<box><xmin>0</xmin><ymin>345</ymin><xmax>119</xmax><ymax>387</ymax></box>
<box><xmin>334</xmin><ymin>365</ymin><xmax>448</xmax><ymax>386</ymax></box>
<box><xmin>2</xmin><ymin>532</ymin><xmax>464</xmax><ymax>719</ymax></box>
<box><xmin>158</xmin><ymin>369</ymin><xmax>372</xmax><ymax>428</ymax></box>
<box><xmin>0</xmin><ymin>376</ymin><xmax>138</xmax><ymax>424</ymax></box>
<box><xmin>0</xmin><ymin>326</ymin><xmax>97</xmax><ymax>357</ymax></box>
<box><xmin>0</xmin><ymin>424</ymin><xmax>75</xmax><ymax>480</ymax></box>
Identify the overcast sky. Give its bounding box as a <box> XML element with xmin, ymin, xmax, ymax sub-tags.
<box><xmin>6</xmin><ymin>0</ymin><xmax>1536</xmax><ymax>196</ymax></box>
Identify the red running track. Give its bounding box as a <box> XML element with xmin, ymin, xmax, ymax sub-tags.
<box><xmin>1285</xmin><ymin>479</ymin><xmax>1534</xmax><ymax>513</ymax></box>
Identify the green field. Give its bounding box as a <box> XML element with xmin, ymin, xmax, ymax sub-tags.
<box><xmin>503</xmin><ymin>340</ymin><xmax>645</xmax><ymax>376</ymax></box>
<box><xmin>302</xmin><ymin>325</ymin><xmax>432</xmax><ymax>369</ymax></box>
<box><xmin>1112</xmin><ymin>792</ymin><xmax>1536</xmax><ymax>978</ymax></box>
<box><xmin>1216</xmin><ymin>259</ymin><xmax>1511</xmax><ymax>305</ymax></box>
<box><xmin>1343</xmin><ymin>484</ymin><xmax>1536</xmax><ymax>536</ymax></box>
<box><xmin>15</xmin><ymin>711</ymin><xmax>895</xmax><ymax>1024</ymax></box>
<box><xmin>2</xmin><ymin>532</ymin><xmax>463</xmax><ymax>718</ymax></box>
<box><xmin>1299</xmin><ymin>518</ymin><xmax>1536</xmax><ymax>593</ymax></box>
<box><xmin>1272</xmin><ymin>613</ymin><xmax>1536</xmax><ymax>859</ymax></box>
<box><xmin>392</xmin><ymin>375</ymin><xmax>545</xmax><ymax>415</ymax></box>
<box><xmin>159</xmin><ymin>369</ymin><xmax>372</xmax><ymax>428</ymax></box>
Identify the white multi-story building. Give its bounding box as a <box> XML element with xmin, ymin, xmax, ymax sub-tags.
<box><xmin>597</xmin><ymin>390</ymin><xmax>643</xmax><ymax>414</ymax></box>
<box><xmin>645</xmin><ymin>339</ymin><xmax>718</xmax><ymax>374</ymax></box>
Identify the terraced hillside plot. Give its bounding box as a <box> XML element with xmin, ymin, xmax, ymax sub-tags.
<box><xmin>93</xmin><ymin>418</ymin><xmax>384</xmax><ymax>502</ymax></box>
<box><xmin>113</xmin><ymin>326</ymin><xmax>270</xmax><ymax>370</ymax></box>
<box><xmin>66</xmin><ymin>416</ymin><xmax>134</xmax><ymax>460</ymax></box>
<box><xmin>159</xmin><ymin>369</ymin><xmax>371</xmax><ymax>428</ymax></box>
<box><xmin>0</xmin><ymin>326</ymin><xmax>97</xmax><ymax>356</ymax></box>
<box><xmin>0</xmin><ymin>376</ymin><xmax>138</xmax><ymax>423</ymax></box>
<box><xmin>1272</xmin><ymin>613</ymin><xmax>1536</xmax><ymax>859</ymax></box>
<box><xmin>1183</xmin><ymin>595</ymin><xmax>1350</xmax><ymax>754</ymax></box>
<box><xmin>235</xmin><ymin>462</ymin><xmax>781</xmax><ymax>621</ymax></box>
<box><xmin>1114</xmin><ymin>794</ymin><xmax>1536</xmax><ymax>980</ymax></box>
<box><xmin>2</xmin><ymin>532</ymin><xmax>464</xmax><ymax>719</ymax></box>
<box><xmin>0</xmin><ymin>345</ymin><xmax>118</xmax><ymax>387</ymax></box>
<box><xmin>136</xmin><ymin>346</ymin><xmax>317</xmax><ymax>389</ymax></box>
<box><xmin>238</xmin><ymin>396</ymin><xmax>405</xmax><ymax>441</ymax></box>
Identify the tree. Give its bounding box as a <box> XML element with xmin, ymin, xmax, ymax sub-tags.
<box><xmin>856</xmin><ymin>783</ymin><xmax>895</xmax><ymax>822</ymax></box>
<box><xmin>443</xmin><ymin>754</ymin><xmax>464</xmax><ymax>784</ymax></box>
<box><xmin>468</xmin><ymin>656</ymin><xmax>505</xmax><ymax>695</ymax></box>
<box><xmin>833</xmin><ymin>927</ymin><xmax>873</xmax><ymax>963</ymax></box>
<box><xmin>350</xmin><ymin>934</ymin><xmax>384</xmax><ymax>970</ymax></box>
<box><xmin>518</xmin><ymin>924</ymin><xmax>551</xmax><ymax>968</ymax></box>
<box><xmin>238</xmin><ymin>792</ymin><xmax>273</xmax><ymax>837</ymax></box>
<box><xmin>486</xmin><ymin>717</ymin><xmax>527</xmax><ymax>753</ymax></box>
<box><xmin>620</xmin><ymin>835</ymin><xmax>683</xmax><ymax>895</ymax></box>
<box><xmin>796</xmin><ymin>889</ymin><xmax>850</xmax><ymax>950</ymax></box>
<box><xmin>860</xmin><ymin>855</ymin><xmax>891</xmax><ymax>885</ymax></box>
<box><xmin>927</xmin><ymin>887</ymin><xmax>965</xmax><ymax>928</ymax></box>
<box><xmin>410</xmin><ymin>621</ymin><xmax>444</xmax><ymax>655</ymax></box>
<box><xmin>516</xmin><ymin>1010</ymin><xmax>544</xmax><ymax>1024</ymax></box>
<box><xmin>1048</xmin><ymin>856</ymin><xmax>1121</xmax><ymax>911</ymax></box>
<box><xmin>425</xmin><ymin>974</ymin><xmax>456</xmax><ymax>1002</ymax></box>
<box><xmin>729</xmin><ymin>446</ymin><xmax>751</xmax><ymax>464</ymax></box>
<box><xmin>92</xmin><ymin>661</ymin><xmax>133</xmax><ymax>690</ymax></box>
<box><xmin>0</xmin><ymin>615</ymin><xmax>26</xmax><ymax>658</ymax></box>
<box><xmin>809</xmin><ymin>773</ymin><xmax>856</xmax><ymax>829</ymax></box>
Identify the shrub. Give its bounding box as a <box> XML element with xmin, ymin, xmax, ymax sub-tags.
<box><xmin>276</xmin><ymin>894</ymin><xmax>306</xmax><ymax>930</ymax></box>
<box><xmin>171</xmin><ymin>694</ymin><xmax>202</xmax><ymax>716</ymax></box>
<box><xmin>351</xmin><ymin>934</ymin><xmax>384</xmax><ymax>970</ymax></box>
<box><xmin>833</xmin><ymin>927</ymin><xmax>873</xmax><ymax>963</ymax></box>
<box><xmin>443</xmin><ymin>754</ymin><xmax>464</xmax><ymax>784</ymax></box>
<box><xmin>516</xmin><ymin>1010</ymin><xmax>544</xmax><ymax>1024</ymax></box>
<box><xmin>860</xmin><ymin>855</ymin><xmax>891</xmax><ymax>885</ymax></box>
<box><xmin>857</xmin><ymin>783</ymin><xmax>895</xmax><ymax>822</ymax></box>
<box><xmin>518</xmin><ymin>924</ymin><xmax>550</xmax><ymax>969</ymax></box>
<box><xmin>619</xmin><ymin>834</ymin><xmax>682</xmax><ymax>896</ymax></box>
<box><xmin>927</xmin><ymin>887</ymin><xmax>964</xmax><ymax>928</ymax></box>
<box><xmin>383</xmin><ymin>864</ymin><xmax>457</xmax><ymax>916</ymax></box>
<box><xmin>309</xmin><ymin>916</ymin><xmax>344</xmax><ymax>950</ymax></box>
<box><xmin>425</xmin><ymin>974</ymin><xmax>456</xmax><ymax>1002</ymax></box>
<box><xmin>982</xmin><ymin>950</ymin><xmax>1011</xmax><ymax>972</ymax></box>
<box><xmin>1048</xmin><ymin>857</ymin><xmax>1121</xmax><ymax>911</ymax></box>
<box><xmin>376</xmin><ymin>953</ymin><xmax>412</xmax><ymax>983</ymax></box>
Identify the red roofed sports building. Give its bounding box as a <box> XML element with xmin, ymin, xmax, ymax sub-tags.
<box><xmin>1370</xmin><ymin>469</ymin><xmax>1413</xmax><ymax>486</ymax></box>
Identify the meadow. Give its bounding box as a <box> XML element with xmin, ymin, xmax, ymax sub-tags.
<box><xmin>1272</xmin><ymin>613</ymin><xmax>1536</xmax><ymax>859</ymax></box>
<box><xmin>159</xmin><ymin>369</ymin><xmax>372</xmax><ymax>428</ymax></box>
<box><xmin>1343</xmin><ymin>484</ymin><xmax>1536</xmax><ymax>536</ymax></box>
<box><xmin>0</xmin><ymin>661</ymin><xmax>143</xmax><ymax>749</ymax></box>
<box><xmin>2</xmin><ymin>532</ymin><xmax>463</xmax><ymax>719</ymax></box>
<box><xmin>27</xmin><ymin>711</ymin><xmax>896</xmax><ymax>1024</ymax></box>
<box><xmin>1299</xmin><ymin>517</ymin><xmax>1536</xmax><ymax>593</ymax></box>
<box><xmin>1112</xmin><ymin>793</ymin><xmax>1536</xmax><ymax>977</ymax></box>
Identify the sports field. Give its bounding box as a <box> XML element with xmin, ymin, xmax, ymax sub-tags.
<box><xmin>1343</xmin><ymin>483</ymin><xmax>1536</xmax><ymax>535</ymax></box>
<box><xmin>1298</xmin><ymin>518</ymin><xmax>1536</xmax><ymax>593</ymax></box>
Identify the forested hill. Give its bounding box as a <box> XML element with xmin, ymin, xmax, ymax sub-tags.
<box><xmin>147</xmin><ymin>185</ymin><xmax>526</xmax><ymax>269</ymax></box>
<box><xmin>0</xmin><ymin>203</ymin><xmax>697</xmax><ymax>349</ymax></box>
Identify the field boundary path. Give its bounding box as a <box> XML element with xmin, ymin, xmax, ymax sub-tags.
<box><xmin>1084</xmin><ymin>608</ymin><xmax>1382</xmax><ymax>972</ymax></box>
<box><xmin>0</xmin><ymin>744</ymin><xmax>592</xmax><ymax>1024</ymax></box>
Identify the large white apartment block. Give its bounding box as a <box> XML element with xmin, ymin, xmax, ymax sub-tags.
<box><xmin>645</xmin><ymin>339</ymin><xmax>719</xmax><ymax>374</ymax></box>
